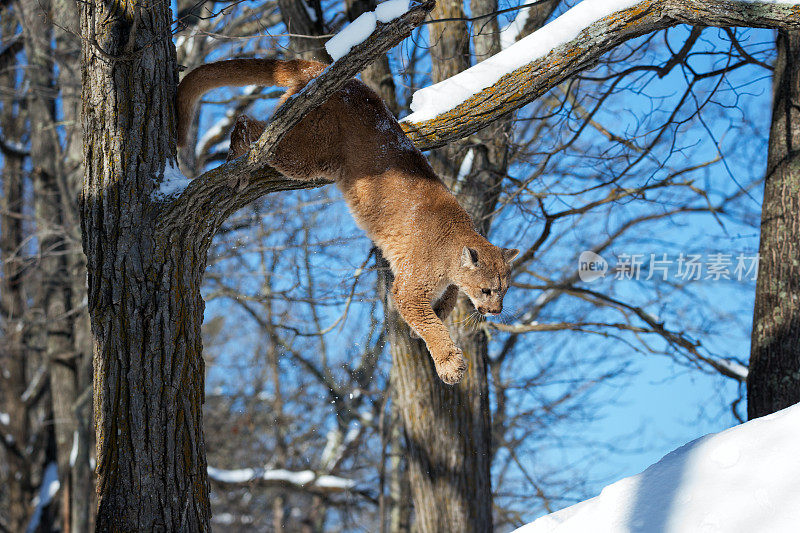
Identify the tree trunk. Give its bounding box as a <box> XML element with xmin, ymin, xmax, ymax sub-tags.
<box><xmin>1</xmin><ymin>11</ymin><xmax>33</xmax><ymax>528</ymax></box>
<box><xmin>80</xmin><ymin>1</ymin><xmax>211</xmax><ymax>529</ymax></box>
<box><xmin>54</xmin><ymin>0</ymin><xmax>95</xmax><ymax>528</ymax></box>
<box><xmin>277</xmin><ymin>0</ymin><xmax>329</xmax><ymax>61</ymax></box>
<box><xmin>747</xmin><ymin>31</ymin><xmax>800</xmax><ymax>419</ymax></box>
<box><xmin>377</xmin><ymin>1</ymin><xmax>513</xmax><ymax>530</ymax></box>
<box><xmin>18</xmin><ymin>0</ymin><xmax>94</xmax><ymax>529</ymax></box>
<box><xmin>380</xmin><ymin>255</ymin><xmax>493</xmax><ymax>532</ymax></box>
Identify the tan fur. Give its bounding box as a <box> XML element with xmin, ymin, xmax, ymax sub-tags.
<box><xmin>177</xmin><ymin>59</ymin><xmax>519</xmax><ymax>384</ymax></box>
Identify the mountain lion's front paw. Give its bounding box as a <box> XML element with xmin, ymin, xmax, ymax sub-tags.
<box><xmin>434</xmin><ymin>348</ymin><xmax>467</xmax><ymax>385</ymax></box>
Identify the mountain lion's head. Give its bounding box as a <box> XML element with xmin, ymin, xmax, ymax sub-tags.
<box><xmin>454</xmin><ymin>244</ymin><xmax>519</xmax><ymax>316</ymax></box>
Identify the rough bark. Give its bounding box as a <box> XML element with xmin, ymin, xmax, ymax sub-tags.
<box><xmin>80</xmin><ymin>0</ymin><xmax>213</xmax><ymax>528</ymax></box>
<box><xmin>402</xmin><ymin>0</ymin><xmax>800</xmax><ymax>150</ymax></box>
<box><xmin>747</xmin><ymin>31</ymin><xmax>800</xmax><ymax>419</ymax></box>
<box><xmin>378</xmin><ymin>1</ymin><xmax>505</xmax><ymax>530</ymax></box>
<box><xmin>380</xmin><ymin>254</ymin><xmax>492</xmax><ymax>532</ymax></box>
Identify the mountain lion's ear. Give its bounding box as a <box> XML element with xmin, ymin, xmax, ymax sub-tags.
<box><xmin>461</xmin><ymin>246</ymin><xmax>479</xmax><ymax>268</ymax></box>
<box><xmin>502</xmin><ymin>248</ymin><xmax>520</xmax><ymax>263</ymax></box>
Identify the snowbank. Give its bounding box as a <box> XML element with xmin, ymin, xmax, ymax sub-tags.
<box><xmin>514</xmin><ymin>403</ymin><xmax>800</xmax><ymax>533</ymax></box>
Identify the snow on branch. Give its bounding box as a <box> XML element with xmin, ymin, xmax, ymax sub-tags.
<box><xmin>401</xmin><ymin>0</ymin><xmax>800</xmax><ymax>150</ymax></box>
<box><xmin>207</xmin><ymin>466</ymin><xmax>357</xmax><ymax>494</ymax></box>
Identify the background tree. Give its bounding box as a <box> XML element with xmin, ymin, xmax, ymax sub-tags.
<box><xmin>1</xmin><ymin>1</ymin><xmax>92</xmax><ymax>531</ymax></box>
<box><xmin>747</xmin><ymin>30</ymin><xmax>800</xmax><ymax>419</ymax></box>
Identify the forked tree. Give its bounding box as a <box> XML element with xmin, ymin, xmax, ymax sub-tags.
<box><xmin>77</xmin><ymin>0</ymin><xmax>800</xmax><ymax>529</ymax></box>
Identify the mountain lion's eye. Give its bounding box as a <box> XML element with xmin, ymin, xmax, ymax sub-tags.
<box><xmin>481</xmin><ymin>288</ymin><xmax>491</xmax><ymax>295</ymax></box>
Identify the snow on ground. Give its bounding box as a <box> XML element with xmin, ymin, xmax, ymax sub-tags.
<box><xmin>325</xmin><ymin>0</ymin><xmax>409</xmax><ymax>60</ymax></box>
<box><xmin>514</xmin><ymin>402</ymin><xmax>800</xmax><ymax>533</ymax></box>
<box><xmin>152</xmin><ymin>159</ymin><xmax>190</xmax><ymax>200</ymax></box>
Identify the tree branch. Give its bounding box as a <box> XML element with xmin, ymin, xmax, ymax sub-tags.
<box><xmin>400</xmin><ymin>0</ymin><xmax>800</xmax><ymax>150</ymax></box>
<box><xmin>207</xmin><ymin>466</ymin><xmax>357</xmax><ymax>494</ymax></box>
<box><xmin>160</xmin><ymin>1</ymin><xmax>435</xmax><ymax>230</ymax></box>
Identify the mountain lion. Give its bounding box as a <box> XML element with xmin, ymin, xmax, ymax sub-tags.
<box><xmin>177</xmin><ymin>58</ymin><xmax>518</xmax><ymax>384</ymax></box>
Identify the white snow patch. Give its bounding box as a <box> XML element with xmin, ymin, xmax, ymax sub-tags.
<box><xmin>712</xmin><ymin>358</ymin><xmax>749</xmax><ymax>380</ymax></box>
<box><xmin>305</xmin><ymin>2</ymin><xmax>318</xmax><ymax>22</ymax></box>
<box><xmin>2</xmin><ymin>139</ymin><xmax>27</xmax><ymax>153</ymax></box>
<box><xmin>326</xmin><ymin>12</ymin><xmax>377</xmax><ymax>61</ymax></box>
<box><xmin>152</xmin><ymin>159</ymin><xmax>190</xmax><ymax>200</ymax></box>
<box><xmin>375</xmin><ymin>0</ymin><xmax>410</xmax><ymax>22</ymax></box>
<box><xmin>69</xmin><ymin>430</ymin><xmax>79</xmax><ymax>467</ymax></box>
<box><xmin>325</xmin><ymin>0</ymin><xmax>409</xmax><ymax>60</ymax></box>
<box><xmin>26</xmin><ymin>462</ymin><xmax>60</xmax><ymax>533</ymax></box>
<box><xmin>315</xmin><ymin>475</ymin><xmax>357</xmax><ymax>490</ymax></box>
<box><xmin>208</xmin><ymin>466</ymin><xmax>256</xmax><ymax>483</ymax></box>
<box><xmin>0</xmin><ymin>412</ymin><xmax>9</xmax><ymax>425</ymax></box>
<box><xmin>457</xmin><ymin>149</ymin><xmax>474</xmax><ymax>181</ymax></box>
<box><xmin>514</xmin><ymin>402</ymin><xmax>800</xmax><ymax>533</ymax></box>
<box><xmin>213</xmin><ymin>512</ymin><xmax>254</xmax><ymax>525</ymax></box>
<box><xmin>263</xmin><ymin>469</ymin><xmax>315</xmax><ymax>485</ymax></box>
<box><xmin>207</xmin><ymin>466</ymin><xmax>356</xmax><ymax>490</ymax></box>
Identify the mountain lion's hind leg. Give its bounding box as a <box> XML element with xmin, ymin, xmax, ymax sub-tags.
<box><xmin>392</xmin><ymin>278</ymin><xmax>467</xmax><ymax>385</ymax></box>
<box><xmin>228</xmin><ymin>115</ymin><xmax>267</xmax><ymax>162</ymax></box>
<box><xmin>225</xmin><ymin>115</ymin><xmax>267</xmax><ymax>190</ymax></box>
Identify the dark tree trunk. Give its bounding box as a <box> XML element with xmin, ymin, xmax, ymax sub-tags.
<box><xmin>80</xmin><ymin>1</ymin><xmax>211</xmax><ymax>529</ymax></box>
<box><xmin>18</xmin><ymin>0</ymin><xmax>94</xmax><ymax>530</ymax></box>
<box><xmin>748</xmin><ymin>31</ymin><xmax>800</xmax><ymax>419</ymax></box>
<box><xmin>277</xmin><ymin>0</ymin><xmax>329</xmax><ymax>61</ymax></box>
<box><xmin>379</xmin><ymin>256</ymin><xmax>492</xmax><ymax>533</ymax></box>
<box><xmin>1</xmin><ymin>11</ymin><xmax>33</xmax><ymax>528</ymax></box>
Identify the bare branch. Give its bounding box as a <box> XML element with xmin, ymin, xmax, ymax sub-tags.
<box><xmin>207</xmin><ymin>466</ymin><xmax>357</xmax><ymax>494</ymax></box>
<box><xmin>401</xmin><ymin>0</ymin><xmax>800</xmax><ymax>150</ymax></box>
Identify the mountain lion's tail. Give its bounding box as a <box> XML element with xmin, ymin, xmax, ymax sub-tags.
<box><xmin>176</xmin><ymin>58</ymin><xmax>327</xmax><ymax>147</ymax></box>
